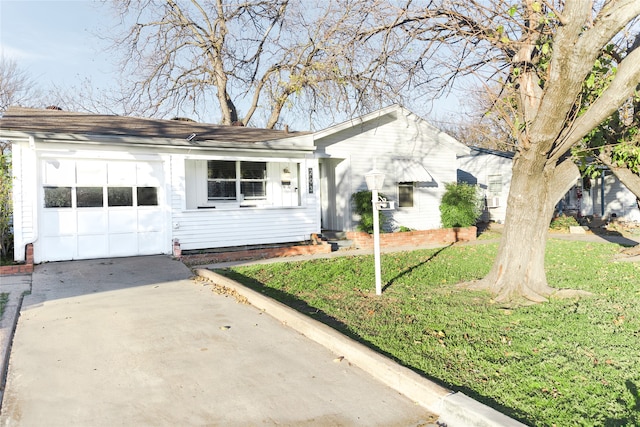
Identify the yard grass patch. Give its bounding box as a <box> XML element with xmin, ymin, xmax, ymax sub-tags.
<box><xmin>216</xmin><ymin>240</ymin><xmax>640</xmax><ymax>426</ymax></box>
<box><xmin>0</xmin><ymin>292</ymin><xmax>8</xmax><ymax>318</ymax></box>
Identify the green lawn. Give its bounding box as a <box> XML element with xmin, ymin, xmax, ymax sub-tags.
<box><xmin>216</xmin><ymin>240</ymin><xmax>640</xmax><ymax>426</ymax></box>
<box><xmin>0</xmin><ymin>293</ymin><xmax>8</xmax><ymax>318</ymax></box>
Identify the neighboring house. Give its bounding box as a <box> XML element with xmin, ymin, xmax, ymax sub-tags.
<box><xmin>563</xmin><ymin>172</ymin><xmax>640</xmax><ymax>222</ymax></box>
<box><xmin>458</xmin><ymin>147</ymin><xmax>640</xmax><ymax>224</ymax></box>
<box><xmin>457</xmin><ymin>147</ymin><xmax>514</xmax><ymax>223</ymax></box>
<box><xmin>314</xmin><ymin>105</ymin><xmax>470</xmax><ymax>232</ymax></box>
<box><xmin>2</xmin><ymin>107</ymin><xmax>319</xmax><ymax>263</ymax></box>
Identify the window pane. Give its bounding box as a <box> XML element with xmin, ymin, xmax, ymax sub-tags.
<box><xmin>137</xmin><ymin>187</ymin><xmax>158</xmax><ymax>206</ymax></box>
<box><xmin>108</xmin><ymin>187</ymin><xmax>133</xmax><ymax>206</ymax></box>
<box><xmin>488</xmin><ymin>175</ymin><xmax>502</xmax><ymax>195</ymax></box>
<box><xmin>241</xmin><ymin>162</ymin><xmax>266</xmax><ymax>179</ymax></box>
<box><xmin>44</xmin><ymin>186</ymin><xmax>72</xmax><ymax>208</ymax></box>
<box><xmin>241</xmin><ymin>181</ymin><xmax>266</xmax><ymax>198</ymax></box>
<box><xmin>208</xmin><ymin>181</ymin><xmax>236</xmax><ymax>199</ymax></box>
<box><xmin>77</xmin><ymin>187</ymin><xmax>104</xmax><ymax>207</ymax></box>
<box><xmin>398</xmin><ymin>183</ymin><xmax>414</xmax><ymax>208</ymax></box>
<box><xmin>208</xmin><ymin>160</ymin><xmax>236</xmax><ymax>179</ymax></box>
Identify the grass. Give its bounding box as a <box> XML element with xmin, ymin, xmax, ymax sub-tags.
<box><xmin>215</xmin><ymin>240</ymin><xmax>640</xmax><ymax>426</ymax></box>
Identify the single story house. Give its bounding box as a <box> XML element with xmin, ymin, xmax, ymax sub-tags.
<box><xmin>314</xmin><ymin>105</ymin><xmax>470</xmax><ymax>232</ymax></box>
<box><xmin>562</xmin><ymin>171</ymin><xmax>640</xmax><ymax>222</ymax></box>
<box><xmin>457</xmin><ymin>147</ymin><xmax>514</xmax><ymax>223</ymax></box>
<box><xmin>458</xmin><ymin>147</ymin><xmax>640</xmax><ymax>224</ymax></box>
<box><xmin>2</xmin><ymin>107</ymin><xmax>320</xmax><ymax>263</ymax></box>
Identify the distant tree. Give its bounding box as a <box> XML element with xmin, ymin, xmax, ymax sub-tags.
<box><xmin>0</xmin><ymin>55</ymin><xmax>39</xmax><ymax>113</ymax></box>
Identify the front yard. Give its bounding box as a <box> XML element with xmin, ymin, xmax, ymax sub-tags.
<box><xmin>216</xmin><ymin>239</ymin><xmax>640</xmax><ymax>426</ymax></box>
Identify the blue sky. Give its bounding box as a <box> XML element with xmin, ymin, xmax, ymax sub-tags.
<box><xmin>0</xmin><ymin>0</ymin><xmax>464</xmax><ymax>126</ymax></box>
<box><xmin>0</xmin><ymin>1</ymin><xmax>118</xmax><ymax>94</ymax></box>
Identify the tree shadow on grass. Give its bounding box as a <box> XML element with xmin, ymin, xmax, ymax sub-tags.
<box><xmin>215</xmin><ymin>267</ymin><xmax>531</xmax><ymax>426</ymax></box>
<box><xmin>605</xmin><ymin>380</ymin><xmax>640</xmax><ymax>426</ymax></box>
<box><xmin>382</xmin><ymin>244</ymin><xmax>453</xmax><ymax>293</ymax></box>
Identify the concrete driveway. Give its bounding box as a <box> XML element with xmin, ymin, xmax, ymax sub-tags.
<box><xmin>0</xmin><ymin>256</ymin><xmax>436</xmax><ymax>426</ymax></box>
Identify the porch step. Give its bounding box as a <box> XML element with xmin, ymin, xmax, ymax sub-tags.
<box><xmin>320</xmin><ymin>231</ymin><xmax>353</xmax><ymax>251</ymax></box>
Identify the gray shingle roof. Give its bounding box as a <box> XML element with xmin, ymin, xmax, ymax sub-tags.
<box><xmin>0</xmin><ymin>107</ymin><xmax>310</xmax><ymax>148</ymax></box>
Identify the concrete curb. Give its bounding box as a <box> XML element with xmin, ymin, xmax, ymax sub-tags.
<box><xmin>195</xmin><ymin>268</ymin><xmax>526</xmax><ymax>427</ymax></box>
<box><xmin>0</xmin><ymin>275</ymin><xmax>31</xmax><ymax>404</ymax></box>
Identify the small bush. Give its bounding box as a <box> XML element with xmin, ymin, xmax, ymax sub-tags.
<box><xmin>351</xmin><ymin>190</ymin><xmax>386</xmax><ymax>234</ymax></box>
<box><xmin>439</xmin><ymin>182</ymin><xmax>482</xmax><ymax>228</ymax></box>
<box><xmin>550</xmin><ymin>214</ymin><xmax>580</xmax><ymax>230</ymax></box>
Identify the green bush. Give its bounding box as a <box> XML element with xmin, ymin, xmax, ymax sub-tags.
<box><xmin>550</xmin><ymin>214</ymin><xmax>580</xmax><ymax>230</ymax></box>
<box><xmin>351</xmin><ymin>190</ymin><xmax>386</xmax><ymax>234</ymax></box>
<box><xmin>439</xmin><ymin>182</ymin><xmax>482</xmax><ymax>228</ymax></box>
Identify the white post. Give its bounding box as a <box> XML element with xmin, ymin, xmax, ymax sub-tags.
<box><xmin>371</xmin><ymin>189</ymin><xmax>382</xmax><ymax>296</ymax></box>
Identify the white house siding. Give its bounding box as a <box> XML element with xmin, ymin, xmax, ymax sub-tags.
<box><xmin>315</xmin><ymin>108</ymin><xmax>465</xmax><ymax>231</ymax></box>
<box><xmin>588</xmin><ymin>174</ymin><xmax>640</xmax><ymax>222</ymax></box>
<box><xmin>170</xmin><ymin>154</ymin><xmax>320</xmax><ymax>251</ymax></box>
<box><xmin>457</xmin><ymin>150</ymin><xmax>513</xmax><ymax>223</ymax></box>
<box><xmin>11</xmin><ymin>140</ymin><xmax>37</xmax><ymax>262</ymax></box>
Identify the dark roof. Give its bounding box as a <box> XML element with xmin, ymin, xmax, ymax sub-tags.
<box><xmin>469</xmin><ymin>146</ymin><xmax>515</xmax><ymax>159</ymax></box>
<box><xmin>0</xmin><ymin>107</ymin><xmax>309</xmax><ymax>148</ymax></box>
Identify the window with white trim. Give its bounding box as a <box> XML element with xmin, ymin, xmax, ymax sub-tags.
<box><xmin>207</xmin><ymin>160</ymin><xmax>267</xmax><ymax>201</ymax></box>
<box><xmin>488</xmin><ymin>174</ymin><xmax>502</xmax><ymax>196</ymax></box>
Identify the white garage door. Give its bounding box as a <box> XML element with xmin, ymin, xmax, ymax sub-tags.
<box><xmin>38</xmin><ymin>158</ymin><xmax>167</xmax><ymax>262</ymax></box>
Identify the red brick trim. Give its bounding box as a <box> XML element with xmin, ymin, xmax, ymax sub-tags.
<box><xmin>0</xmin><ymin>243</ymin><xmax>34</xmax><ymax>276</ymax></box>
<box><xmin>179</xmin><ymin>237</ymin><xmax>333</xmax><ymax>267</ymax></box>
<box><xmin>347</xmin><ymin>227</ymin><xmax>477</xmax><ymax>249</ymax></box>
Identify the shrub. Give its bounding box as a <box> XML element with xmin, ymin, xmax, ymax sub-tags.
<box><xmin>351</xmin><ymin>190</ymin><xmax>386</xmax><ymax>234</ymax></box>
<box><xmin>439</xmin><ymin>182</ymin><xmax>482</xmax><ymax>228</ymax></box>
<box><xmin>550</xmin><ymin>214</ymin><xmax>580</xmax><ymax>230</ymax></box>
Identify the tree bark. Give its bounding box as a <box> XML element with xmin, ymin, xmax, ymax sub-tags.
<box><xmin>471</xmin><ymin>154</ymin><xmax>580</xmax><ymax>304</ymax></box>
<box><xmin>599</xmin><ymin>149</ymin><xmax>640</xmax><ymax>199</ymax></box>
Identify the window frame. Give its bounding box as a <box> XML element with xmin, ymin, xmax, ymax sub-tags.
<box><xmin>207</xmin><ymin>160</ymin><xmax>267</xmax><ymax>202</ymax></box>
<box><xmin>398</xmin><ymin>182</ymin><xmax>415</xmax><ymax>208</ymax></box>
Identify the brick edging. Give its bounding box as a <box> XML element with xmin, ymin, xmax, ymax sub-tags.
<box><xmin>347</xmin><ymin>226</ymin><xmax>477</xmax><ymax>249</ymax></box>
<box><xmin>178</xmin><ymin>235</ymin><xmax>332</xmax><ymax>266</ymax></box>
<box><xmin>0</xmin><ymin>244</ymin><xmax>34</xmax><ymax>276</ymax></box>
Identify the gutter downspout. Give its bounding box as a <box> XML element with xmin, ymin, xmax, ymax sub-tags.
<box><xmin>600</xmin><ymin>172</ymin><xmax>605</xmax><ymax>217</ymax></box>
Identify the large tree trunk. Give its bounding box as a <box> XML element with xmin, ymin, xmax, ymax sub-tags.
<box><xmin>471</xmin><ymin>154</ymin><xmax>580</xmax><ymax>304</ymax></box>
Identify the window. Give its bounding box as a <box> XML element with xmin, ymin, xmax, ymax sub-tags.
<box><xmin>137</xmin><ymin>187</ymin><xmax>158</xmax><ymax>206</ymax></box>
<box><xmin>488</xmin><ymin>175</ymin><xmax>502</xmax><ymax>196</ymax></box>
<box><xmin>208</xmin><ymin>160</ymin><xmax>237</xmax><ymax>200</ymax></box>
<box><xmin>77</xmin><ymin>187</ymin><xmax>104</xmax><ymax>207</ymax></box>
<box><xmin>108</xmin><ymin>187</ymin><xmax>133</xmax><ymax>206</ymax></box>
<box><xmin>207</xmin><ymin>160</ymin><xmax>267</xmax><ymax>201</ymax></box>
<box><xmin>44</xmin><ymin>186</ymin><xmax>72</xmax><ymax>208</ymax></box>
<box><xmin>240</xmin><ymin>161</ymin><xmax>266</xmax><ymax>199</ymax></box>
<box><xmin>398</xmin><ymin>182</ymin><xmax>414</xmax><ymax>208</ymax></box>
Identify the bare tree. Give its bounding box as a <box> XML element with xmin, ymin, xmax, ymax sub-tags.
<box><xmin>359</xmin><ymin>0</ymin><xmax>640</xmax><ymax>303</ymax></box>
<box><xmin>0</xmin><ymin>55</ymin><xmax>39</xmax><ymax>113</ymax></box>
<box><xmin>103</xmin><ymin>0</ymin><xmax>443</xmax><ymax>128</ymax></box>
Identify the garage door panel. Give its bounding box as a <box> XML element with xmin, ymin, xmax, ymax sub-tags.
<box><xmin>41</xmin><ymin>210</ymin><xmax>77</xmax><ymax>235</ymax></box>
<box><xmin>77</xmin><ymin>161</ymin><xmax>107</xmax><ymax>185</ymax></box>
<box><xmin>137</xmin><ymin>162</ymin><xmax>163</xmax><ymax>186</ymax></box>
<box><xmin>138</xmin><ymin>232</ymin><xmax>164</xmax><ymax>254</ymax></box>
<box><xmin>43</xmin><ymin>159</ymin><xmax>76</xmax><ymax>185</ymax></box>
<box><xmin>137</xmin><ymin>210</ymin><xmax>164</xmax><ymax>232</ymax></box>
<box><xmin>108</xmin><ymin>162</ymin><xmax>136</xmax><ymax>185</ymax></box>
<box><xmin>78</xmin><ymin>235</ymin><xmax>109</xmax><ymax>259</ymax></box>
<box><xmin>41</xmin><ymin>236</ymin><xmax>76</xmax><ymax>261</ymax></box>
<box><xmin>108</xmin><ymin>210</ymin><xmax>138</xmax><ymax>233</ymax></box>
<box><xmin>109</xmin><ymin>233</ymin><xmax>138</xmax><ymax>257</ymax></box>
<box><xmin>77</xmin><ymin>211</ymin><xmax>108</xmax><ymax>235</ymax></box>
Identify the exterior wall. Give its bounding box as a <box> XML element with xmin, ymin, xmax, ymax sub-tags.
<box><xmin>170</xmin><ymin>153</ymin><xmax>321</xmax><ymax>251</ymax></box>
<box><xmin>11</xmin><ymin>140</ymin><xmax>37</xmax><ymax>262</ymax></box>
<box><xmin>589</xmin><ymin>174</ymin><xmax>640</xmax><ymax>222</ymax></box>
<box><xmin>458</xmin><ymin>152</ymin><xmax>513</xmax><ymax>223</ymax></box>
<box><xmin>315</xmin><ymin>109</ymin><xmax>462</xmax><ymax>231</ymax></box>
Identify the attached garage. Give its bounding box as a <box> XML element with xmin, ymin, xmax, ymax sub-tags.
<box><xmin>3</xmin><ymin>107</ymin><xmax>320</xmax><ymax>264</ymax></box>
<box><xmin>38</xmin><ymin>157</ymin><xmax>166</xmax><ymax>262</ymax></box>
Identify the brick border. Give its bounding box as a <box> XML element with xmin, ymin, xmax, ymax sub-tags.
<box><xmin>347</xmin><ymin>227</ymin><xmax>477</xmax><ymax>249</ymax></box>
<box><xmin>0</xmin><ymin>244</ymin><xmax>34</xmax><ymax>276</ymax></box>
<box><xmin>178</xmin><ymin>234</ymin><xmax>333</xmax><ymax>266</ymax></box>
